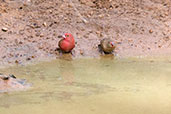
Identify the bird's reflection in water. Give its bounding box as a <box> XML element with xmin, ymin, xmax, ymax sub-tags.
<box><xmin>58</xmin><ymin>53</ymin><xmax>75</xmax><ymax>85</ymax></box>
<box><xmin>100</xmin><ymin>54</ymin><xmax>114</xmax><ymax>60</ymax></box>
<box><xmin>99</xmin><ymin>54</ymin><xmax>115</xmax><ymax>68</ymax></box>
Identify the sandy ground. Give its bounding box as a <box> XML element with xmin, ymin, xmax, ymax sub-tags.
<box><xmin>0</xmin><ymin>0</ymin><xmax>170</xmax><ymax>66</ymax></box>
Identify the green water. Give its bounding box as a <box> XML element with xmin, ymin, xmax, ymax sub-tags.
<box><xmin>0</xmin><ymin>56</ymin><xmax>171</xmax><ymax>114</ymax></box>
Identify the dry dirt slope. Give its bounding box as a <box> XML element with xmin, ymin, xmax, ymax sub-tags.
<box><xmin>0</xmin><ymin>0</ymin><xmax>170</xmax><ymax>65</ymax></box>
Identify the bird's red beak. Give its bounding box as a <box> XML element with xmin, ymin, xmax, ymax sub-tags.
<box><xmin>110</xmin><ymin>42</ymin><xmax>114</xmax><ymax>47</ymax></box>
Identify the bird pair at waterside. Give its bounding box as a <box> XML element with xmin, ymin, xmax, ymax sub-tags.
<box><xmin>58</xmin><ymin>33</ymin><xmax>115</xmax><ymax>54</ymax></box>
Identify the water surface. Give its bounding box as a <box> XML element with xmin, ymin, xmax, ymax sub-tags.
<box><xmin>0</xmin><ymin>57</ymin><xmax>171</xmax><ymax>114</ymax></box>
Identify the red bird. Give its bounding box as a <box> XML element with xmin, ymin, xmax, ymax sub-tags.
<box><xmin>58</xmin><ymin>33</ymin><xmax>75</xmax><ymax>53</ymax></box>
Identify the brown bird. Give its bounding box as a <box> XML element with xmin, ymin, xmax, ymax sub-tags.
<box><xmin>99</xmin><ymin>38</ymin><xmax>115</xmax><ymax>54</ymax></box>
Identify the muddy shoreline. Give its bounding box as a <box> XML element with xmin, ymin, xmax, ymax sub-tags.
<box><xmin>0</xmin><ymin>0</ymin><xmax>170</xmax><ymax>67</ymax></box>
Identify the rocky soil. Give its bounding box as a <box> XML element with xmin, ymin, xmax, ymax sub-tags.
<box><xmin>0</xmin><ymin>0</ymin><xmax>170</xmax><ymax>66</ymax></box>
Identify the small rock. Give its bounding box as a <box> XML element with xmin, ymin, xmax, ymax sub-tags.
<box><xmin>26</xmin><ymin>58</ymin><xmax>31</xmax><ymax>61</ymax></box>
<box><xmin>128</xmin><ymin>39</ymin><xmax>133</xmax><ymax>42</ymax></box>
<box><xmin>15</xmin><ymin>60</ymin><xmax>19</xmax><ymax>64</ymax></box>
<box><xmin>1</xmin><ymin>76</ymin><xmax>9</xmax><ymax>80</ymax></box>
<box><xmin>68</xmin><ymin>4</ymin><xmax>72</xmax><ymax>8</ymax></box>
<box><xmin>98</xmin><ymin>14</ymin><xmax>104</xmax><ymax>18</ymax></box>
<box><xmin>96</xmin><ymin>31</ymin><xmax>103</xmax><ymax>37</ymax></box>
<box><xmin>35</xmin><ymin>32</ymin><xmax>41</xmax><ymax>37</ymax></box>
<box><xmin>2</xmin><ymin>56</ymin><xmax>6</xmax><ymax>59</ymax></box>
<box><xmin>19</xmin><ymin>6</ymin><xmax>23</xmax><ymax>9</ymax></box>
<box><xmin>80</xmin><ymin>50</ymin><xmax>84</xmax><ymax>55</ymax></box>
<box><xmin>19</xmin><ymin>41</ymin><xmax>23</xmax><ymax>44</ymax></box>
<box><xmin>9</xmin><ymin>74</ymin><xmax>16</xmax><ymax>79</ymax></box>
<box><xmin>116</xmin><ymin>41</ymin><xmax>122</xmax><ymax>44</ymax></box>
<box><xmin>49</xmin><ymin>10</ymin><xmax>53</xmax><ymax>13</ymax></box>
<box><xmin>43</xmin><ymin>22</ymin><xmax>47</xmax><ymax>27</ymax></box>
<box><xmin>2</xmin><ymin>27</ymin><xmax>8</xmax><ymax>32</ymax></box>
<box><xmin>40</xmin><ymin>33</ymin><xmax>44</xmax><ymax>37</ymax></box>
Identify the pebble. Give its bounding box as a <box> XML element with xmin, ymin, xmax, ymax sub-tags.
<box><xmin>40</xmin><ymin>33</ymin><xmax>44</xmax><ymax>37</ymax></box>
<box><xmin>158</xmin><ymin>45</ymin><xmax>161</xmax><ymax>48</ymax></box>
<box><xmin>49</xmin><ymin>10</ymin><xmax>53</xmax><ymax>13</ymax></box>
<box><xmin>15</xmin><ymin>60</ymin><xmax>19</xmax><ymax>64</ymax></box>
<box><xmin>26</xmin><ymin>58</ymin><xmax>31</xmax><ymax>61</ymax></box>
<box><xmin>2</xmin><ymin>27</ymin><xmax>8</xmax><ymax>32</ymax></box>
<box><xmin>1</xmin><ymin>76</ymin><xmax>9</xmax><ymax>80</ymax></box>
<box><xmin>80</xmin><ymin>50</ymin><xmax>84</xmax><ymax>55</ymax></box>
<box><xmin>19</xmin><ymin>41</ymin><xmax>23</xmax><ymax>44</ymax></box>
<box><xmin>149</xmin><ymin>29</ymin><xmax>153</xmax><ymax>33</ymax></box>
<box><xmin>116</xmin><ymin>41</ymin><xmax>122</xmax><ymax>44</ymax></box>
<box><xmin>43</xmin><ymin>22</ymin><xmax>47</xmax><ymax>27</ymax></box>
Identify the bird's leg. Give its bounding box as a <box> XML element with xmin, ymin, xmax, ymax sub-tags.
<box><xmin>71</xmin><ymin>50</ymin><xmax>76</xmax><ymax>57</ymax></box>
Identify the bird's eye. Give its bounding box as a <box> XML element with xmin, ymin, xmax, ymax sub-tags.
<box><xmin>66</xmin><ymin>35</ymin><xmax>69</xmax><ymax>37</ymax></box>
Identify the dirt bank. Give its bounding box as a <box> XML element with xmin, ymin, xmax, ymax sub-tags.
<box><xmin>0</xmin><ymin>0</ymin><xmax>170</xmax><ymax>66</ymax></box>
